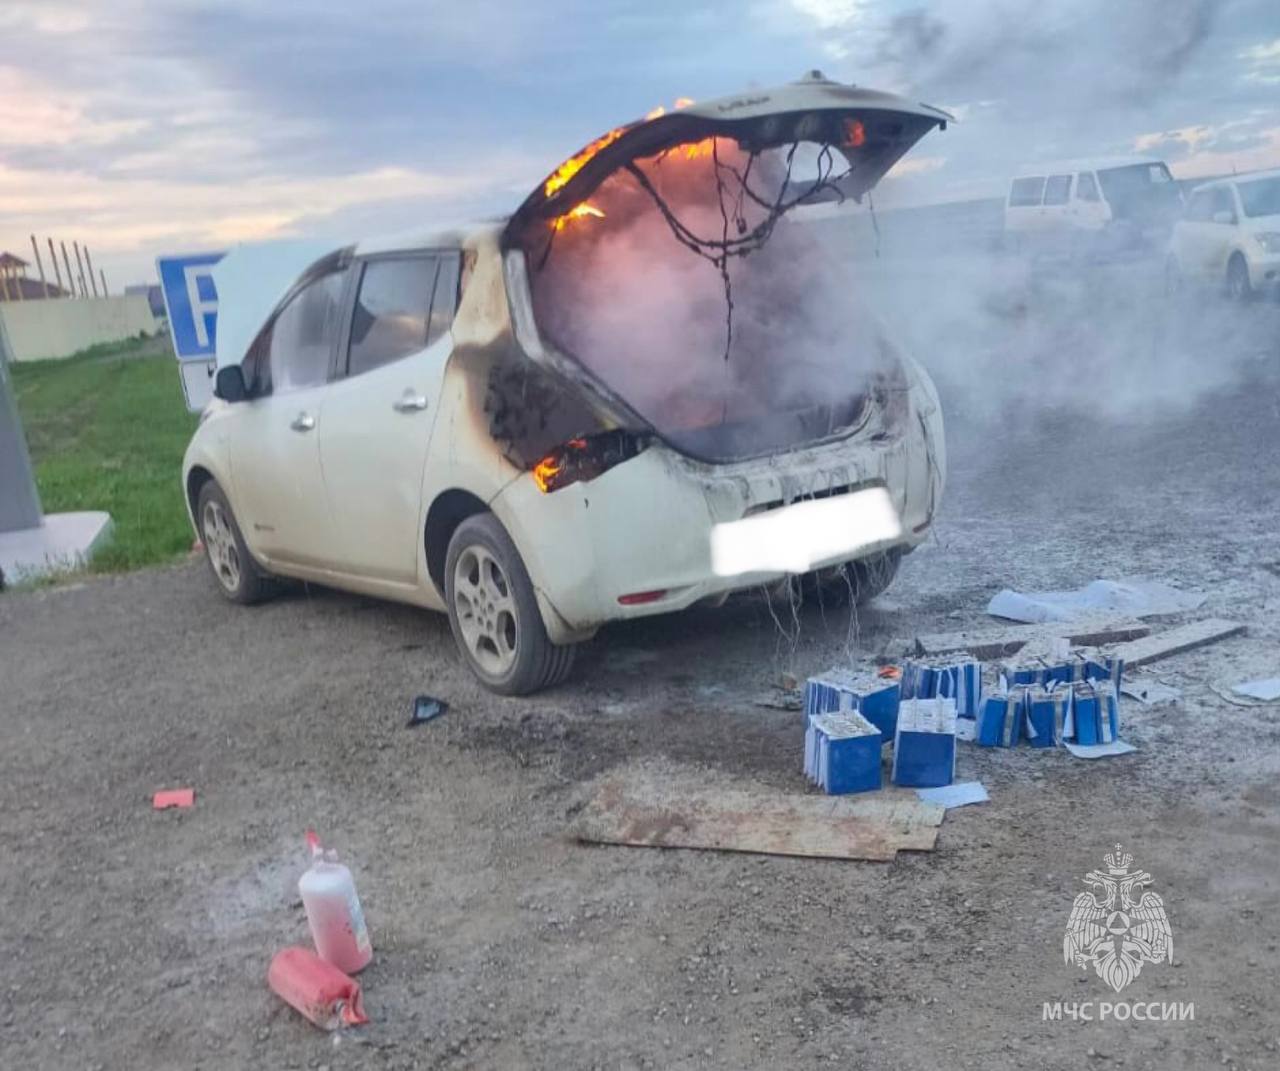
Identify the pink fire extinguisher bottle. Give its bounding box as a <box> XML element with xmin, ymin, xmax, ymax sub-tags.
<box><xmin>298</xmin><ymin>831</ymin><xmax>373</xmax><ymax>974</ymax></box>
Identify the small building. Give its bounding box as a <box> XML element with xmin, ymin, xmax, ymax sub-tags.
<box><xmin>0</xmin><ymin>252</ymin><xmax>69</xmax><ymax>301</ymax></box>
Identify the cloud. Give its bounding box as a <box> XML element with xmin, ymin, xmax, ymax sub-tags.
<box><xmin>1240</xmin><ymin>37</ymin><xmax>1280</xmax><ymax>83</ymax></box>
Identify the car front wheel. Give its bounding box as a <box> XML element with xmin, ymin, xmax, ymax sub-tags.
<box><xmin>197</xmin><ymin>480</ymin><xmax>273</xmax><ymax>604</ymax></box>
<box><xmin>1227</xmin><ymin>254</ymin><xmax>1254</xmax><ymax>303</ymax></box>
<box><xmin>444</xmin><ymin>513</ymin><xmax>576</xmax><ymax>695</ymax></box>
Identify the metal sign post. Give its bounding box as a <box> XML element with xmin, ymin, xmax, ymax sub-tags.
<box><xmin>157</xmin><ymin>252</ymin><xmax>226</xmax><ymax>413</ymax></box>
<box><xmin>0</xmin><ymin>319</ymin><xmax>43</xmax><ymax>533</ymax></box>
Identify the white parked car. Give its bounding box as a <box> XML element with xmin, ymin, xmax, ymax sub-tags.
<box><xmin>1167</xmin><ymin>169</ymin><xmax>1280</xmax><ymax>301</ymax></box>
<box><xmin>182</xmin><ymin>73</ymin><xmax>950</xmax><ymax>694</ymax></box>
<box><xmin>1004</xmin><ymin>156</ymin><xmax>1181</xmax><ymax>256</ymax></box>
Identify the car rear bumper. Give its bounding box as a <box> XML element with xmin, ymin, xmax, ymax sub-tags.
<box><xmin>491</xmin><ymin>361</ymin><xmax>945</xmax><ymax>640</ymax></box>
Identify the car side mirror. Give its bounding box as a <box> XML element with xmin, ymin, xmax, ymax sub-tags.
<box><xmin>1212</xmin><ymin>210</ymin><xmax>1236</xmax><ymax>226</ymax></box>
<box><xmin>214</xmin><ymin>364</ymin><xmax>249</xmax><ymax>402</ymax></box>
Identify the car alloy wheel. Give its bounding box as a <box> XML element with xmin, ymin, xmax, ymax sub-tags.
<box><xmin>452</xmin><ymin>544</ymin><xmax>519</xmax><ymax>676</ymax></box>
<box><xmin>202</xmin><ymin>498</ymin><xmax>242</xmax><ymax>594</ymax></box>
<box><xmin>1227</xmin><ymin>256</ymin><xmax>1252</xmax><ymax>303</ymax></box>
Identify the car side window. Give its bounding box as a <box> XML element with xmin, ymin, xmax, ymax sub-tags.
<box><xmin>267</xmin><ymin>270</ymin><xmax>348</xmax><ymax>394</ymax></box>
<box><xmin>1211</xmin><ymin>187</ymin><xmax>1237</xmax><ymax>224</ymax></box>
<box><xmin>1043</xmin><ymin>174</ymin><xmax>1071</xmax><ymax>206</ymax></box>
<box><xmin>1184</xmin><ymin>191</ymin><xmax>1212</xmax><ymax>222</ymax></box>
<box><xmin>1009</xmin><ymin>176</ymin><xmax>1045</xmax><ymax>207</ymax></box>
<box><xmin>1075</xmin><ymin>172</ymin><xmax>1099</xmax><ymax>202</ymax></box>
<box><xmin>427</xmin><ymin>253</ymin><xmax>461</xmax><ymax>348</ymax></box>
<box><xmin>347</xmin><ymin>256</ymin><xmax>440</xmax><ymax>377</ymax></box>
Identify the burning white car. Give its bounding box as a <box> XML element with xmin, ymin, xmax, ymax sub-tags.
<box><xmin>182</xmin><ymin>72</ymin><xmax>950</xmax><ymax>694</ymax></box>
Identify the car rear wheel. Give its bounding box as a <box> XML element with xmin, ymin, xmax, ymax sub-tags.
<box><xmin>444</xmin><ymin>513</ymin><xmax>576</xmax><ymax>695</ymax></box>
<box><xmin>197</xmin><ymin>481</ymin><xmax>273</xmax><ymax>605</ymax></box>
<box><xmin>1227</xmin><ymin>254</ymin><xmax>1253</xmax><ymax>303</ymax></box>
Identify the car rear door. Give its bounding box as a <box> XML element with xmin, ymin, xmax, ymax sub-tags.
<box><xmin>227</xmin><ymin>266</ymin><xmax>349</xmax><ymax>569</ymax></box>
<box><xmin>317</xmin><ymin>251</ymin><xmax>460</xmax><ymax>585</ymax></box>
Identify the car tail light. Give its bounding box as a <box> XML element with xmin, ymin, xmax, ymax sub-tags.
<box><xmin>530</xmin><ymin>430</ymin><xmax>647</xmax><ymax>494</ymax></box>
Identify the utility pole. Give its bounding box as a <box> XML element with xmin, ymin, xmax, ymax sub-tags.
<box><xmin>60</xmin><ymin>242</ymin><xmax>75</xmax><ymax>299</ymax></box>
<box><xmin>84</xmin><ymin>246</ymin><xmax>100</xmax><ymax>298</ymax></box>
<box><xmin>73</xmin><ymin>242</ymin><xmax>88</xmax><ymax>298</ymax></box>
<box><xmin>48</xmin><ymin>238</ymin><xmax>64</xmax><ymax>296</ymax></box>
<box><xmin>31</xmin><ymin>235</ymin><xmax>51</xmax><ymax>299</ymax></box>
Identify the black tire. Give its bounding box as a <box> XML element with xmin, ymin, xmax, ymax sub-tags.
<box><xmin>444</xmin><ymin>513</ymin><xmax>576</xmax><ymax>695</ymax></box>
<box><xmin>810</xmin><ymin>550</ymin><xmax>902</xmax><ymax>608</ymax></box>
<box><xmin>1227</xmin><ymin>254</ymin><xmax>1254</xmax><ymax>303</ymax></box>
<box><xmin>196</xmin><ymin>480</ymin><xmax>273</xmax><ymax>605</ymax></box>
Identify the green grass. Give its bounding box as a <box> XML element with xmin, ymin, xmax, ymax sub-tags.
<box><xmin>10</xmin><ymin>336</ymin><xmax>199</xmax><ymax>572</ymax></box>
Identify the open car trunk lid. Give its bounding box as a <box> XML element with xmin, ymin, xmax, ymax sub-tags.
<box><xmin>504</xmin><ymin>71</ymin><xmax>950</xmax><ymax>241</ymax></box>
<box><xmin>495</xmin><ymin>72</ymin><xmax>950</xmax><ymax>469</ymax></box>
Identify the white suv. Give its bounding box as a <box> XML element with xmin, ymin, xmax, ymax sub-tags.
<box><xmin>1167</xmin><ymin>170</ymin><xmax>1280</xmax><ymax>301</ymax></box>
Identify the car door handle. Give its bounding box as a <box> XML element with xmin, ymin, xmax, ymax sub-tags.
<box><xmin>393</xmin><ymin>392</ymin><xmax>429</xmax><ymax>413</ymax></box>
<box><xmin>290</xmin><ymin>412</ymin><xmax>316</xmax><ymax>432</ymax></box>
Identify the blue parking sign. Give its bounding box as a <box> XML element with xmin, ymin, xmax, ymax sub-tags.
<box><xmin>157</xmin><ymin>252</ymin><xmax>226</xmax><ymax>361</ymax></box>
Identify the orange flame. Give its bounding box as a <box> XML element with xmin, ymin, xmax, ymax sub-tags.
<box><xmin>544</xmin><ymin>128</ymin><xmax>626</xmax><ymax>198</ymax></box>
<box><xmin>674</xmin><ymin>97</ymin><xmax>695</xmax><ymax>109</ymax></box>
<box><xmin>645</xmin><ymin>105</ymin><xmax>666</xmax><ymax>120</ymax></box>
<box><xmin>532</xmin><ymin>455</ymin><xmax>563</xmax><ymax>493</ymax></box>
<box><xmin>550</xmin><ymin>201</ymin><xmax>606</xmax><ymax>232</ymax></box>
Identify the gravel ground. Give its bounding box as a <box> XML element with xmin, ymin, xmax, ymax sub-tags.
<box><xmin>2</xmin><ymin>261</ymin><xmax>1279</xmax><ymax>1071</ymax></box>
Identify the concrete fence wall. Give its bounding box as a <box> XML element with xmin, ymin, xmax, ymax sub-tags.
<box><xmin>0</xmin><ymin>295</ymin><xmax>158</xmax><ymax>362</ymax></box>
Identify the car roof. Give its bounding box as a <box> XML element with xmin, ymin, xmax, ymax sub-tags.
<box><xmin>1012</xmin><ymin>155</ymin><xmax>1165</xmax><ymax>178</ymax></box>
<box><xmin>353</xmin><ymin>219</ymin><xmax>505</xmax><ymax>257</ymax></box>
<box><xmin>1190</xmin><ymin>166</ymin><xmax>1280</xmax><ymax>193</ymax></box>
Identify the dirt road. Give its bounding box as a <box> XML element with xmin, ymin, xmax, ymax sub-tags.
<box><xmin>2</xmin><ymin>271</ymin><xmax>1279</xmax><ymax>1070</ymax></box>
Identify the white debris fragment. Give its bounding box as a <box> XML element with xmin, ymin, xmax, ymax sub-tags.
<box><xmin>1120</xmin><ymin>679</ymin><xmax>1182</xmax><ymax>706</ymax></box>
<box><xmin>1231</xmin><ymin>678</ymin><xmax>1280</xmax><ymax>702</ymax></box>
<box><xmin>987</xmin><ymin>578</ymin><xmax>1205</xmax><ymax>624</ymax></box>
<box><xmin>1065</xmin><ymin>741</ymin><xmax>1138</xmax><ymax>760</ymax></box>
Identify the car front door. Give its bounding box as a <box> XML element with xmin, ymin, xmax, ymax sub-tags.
<box><xmin>226</xmin><ymin>266</ymin><xmax>348</xmax><ymax>569</ymax></box>
<box><xmin>1173</xmin><ymin>189</ymin><xmax>1213</xmax><ymax>280</ymax></box>
<box><xmin>1073</xmin><ymin>171</ymin><xmax>1108</xmax><ymax>232</ymax></box>
<box><xmin>317</xmin><ymin>251</ymin><xmax>460</xmax><ymax>586</ymax></box>
<box><xmin>1205</xmin><ymin>186</ymin><xmax>1240</xmax><ymax>279</ymax></box>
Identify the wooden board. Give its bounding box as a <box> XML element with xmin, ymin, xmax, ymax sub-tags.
<box><xmin>1108</xmin><ymin>618</ymin><xmax>1245</xmax><ymax>668</ymax></box>
<box><xmin>572</xmin><ymin>763</ymin><xmax>944</xmax><ymax>863</ymax></box>
<box><xmin>908</xmin><ymin>618</ymin><xmax>1151</xmax><ymax>660</ymax></box>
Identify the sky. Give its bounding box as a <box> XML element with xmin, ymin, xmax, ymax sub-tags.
<box><xmin>1</xmin><ymin>0</ymin><xmax>1277</xmax><ymax>287</ymax></box>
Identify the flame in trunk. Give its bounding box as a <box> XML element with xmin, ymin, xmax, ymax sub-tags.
<box><xmin>545</xmin><ymin>128</ymin><xmax>627</xmax><ymax>198</ymax></box>
<box><xmin>542</xmin><ymin>97</ymin><xmax>699</xmax><ymax>202</ymax></box>
<box><xmin>550</xmin><ymin>201</ymin><xmax>606</xmax><ymax>232</ymax></box>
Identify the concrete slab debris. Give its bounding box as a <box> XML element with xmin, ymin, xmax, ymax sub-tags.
<box><xmin>908</xmin><ymin>618</ymin><xmax>1150</xmax><ymax>660</ymax></box>
<box><xmin>572</xmin><ymin>762</ymin><xmax>943</xmax><ymax>862</ymax></box>
<box><xmin>0</xmin><ymin>511</ymin><xmax>113</xmax><ymax>583</ymax></box>
<box><xmin>1108</xmin><ymin>619</ymin><xmax>1246</xmax><ymax>668</ymax></box>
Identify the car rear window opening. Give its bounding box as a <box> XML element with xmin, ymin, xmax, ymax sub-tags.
<box><xmin>517</xmin><ymin>129</ymin><xmax>898</xmax><ymax>462</ymax></box>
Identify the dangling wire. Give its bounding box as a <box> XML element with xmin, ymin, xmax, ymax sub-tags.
<box><xmin>619</xmin><ymin>140</ymin><xmax>854</xmax><ymax>366</ymax></box>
